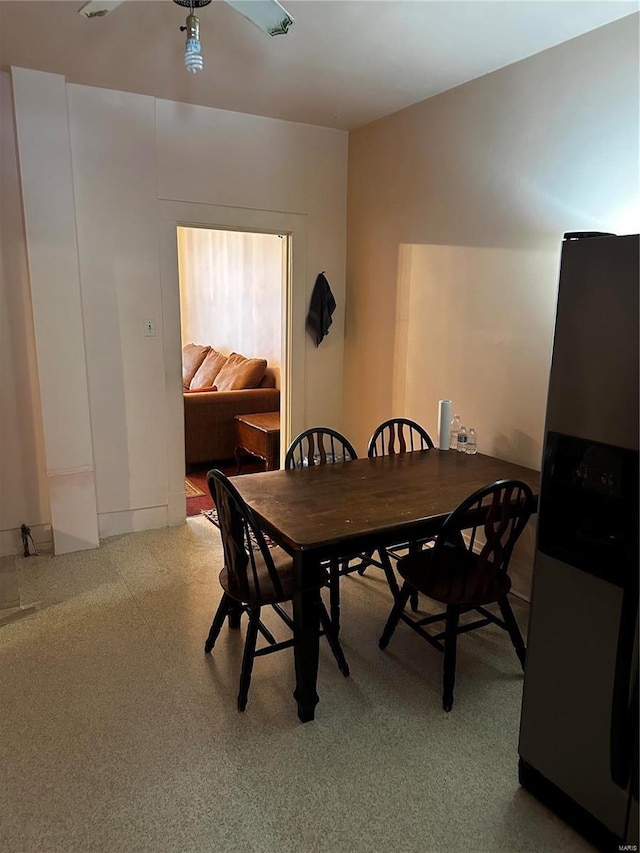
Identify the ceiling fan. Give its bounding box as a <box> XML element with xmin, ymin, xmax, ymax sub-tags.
<box><xmin>78</xmin><ymin>0</ymin><xmax>295</xmax><ymax>74</ymax></box>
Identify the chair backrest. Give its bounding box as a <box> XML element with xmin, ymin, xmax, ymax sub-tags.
<box><xmin>431</xmin><ymin>479</ymin><xmax>535</xmax><ymax>601</ymax></box>
<box><xmin>284</xmin><ymin>427</ymin><xmax>358</xmax><ymax>469</ymax></box>
<box><xmin>207</xmin><ymin>469</ymin><xmax>284</xmax><ymax>603</ymax></box>
<box><xmin>367</xmin><ymin>418</ymin><xmax>434</xmax><ymax>457</ymax></box>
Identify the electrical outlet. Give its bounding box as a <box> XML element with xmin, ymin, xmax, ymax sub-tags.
<box><xmin>21</xmin><ymin>523</ymin><xmax>31</xmax><ymax>557</ymax></box>
<box><xmin>144</xmin><ymin>318</ymin><xmax>156</xmax><ymax>337</ymax></box>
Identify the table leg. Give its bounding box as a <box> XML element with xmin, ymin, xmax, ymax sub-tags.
<box><xmin>234</xmin><ymin>445</ymin><xmax>243</xmax><ymax>475</ymax></box>
<box><xmin>292</xmin><ymin>551</ymin><xmax>320</xmax><ymax>722</ymax></box>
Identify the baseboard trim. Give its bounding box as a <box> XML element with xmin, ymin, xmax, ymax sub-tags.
<box><xmin>2</xmin><ymin>508</ymin><xmax>183</xmax><ymax>556</ymax></box>
<box><xmin>98</xmin><ymin>506</ymin><xmax>175</xmax><ymax>539</ymax></box>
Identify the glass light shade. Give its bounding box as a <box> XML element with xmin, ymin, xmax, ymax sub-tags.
<box><xmin>224</xmin><ymin>0</ymin><xmax>294</xmax><ymax>36</ymax></box>
<box><xmin>185</xmin><ymin>38</ymin><xmax>204</xmax><ymax>73</ymax></box>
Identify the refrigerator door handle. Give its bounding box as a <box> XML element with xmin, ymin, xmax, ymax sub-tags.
<box><xmin>629</xmin><ymin>672</ymin><xmax>638</xmax><ymax>802</ymax></box>
<box><xmin>610</xmin><ymin>586</ymin><xmax>638</xmax><ymax>789</ymax></box>
<box><xmin>623</xmin><ymin>670</ymin><xmax>638</xmax><ymax>843</ymax></box>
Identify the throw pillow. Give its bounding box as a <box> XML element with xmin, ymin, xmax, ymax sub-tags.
<box><xmin>215</xmin><ymin>352</ymin><xmax>267</xmax><ymax>392</ymax></box>
<box><xmin>182</xmin><ymin>343</ymin><xmax>211</xmax><ymax>389</ymax></box>
<box><xmin>189</xmin><ymin>348</ymin><xmax>227</xmax><ymax>389</ymax></box>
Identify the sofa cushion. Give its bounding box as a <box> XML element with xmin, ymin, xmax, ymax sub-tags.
<box><xmin>182</xmin><ymin>344</ymin><xmax>211</xmax><ymax>389</ymax></box>
<box><xmin>259</xmin><ymin>367</ymin><xmax>277</xmax><ymax>389</ymax></box>
<box><xmin>215</xmin><ymin>352</ymin><xmax>268</xmax><ymax>391</ymax></box>
<box><xmin>185</xmin><ymin>385</ymin><xmax>217</xmax><ymax>393</ymax></box>
<box><xmin>190</xmin><ymin>348</ymin><xmax>227</xmax><ymax>389</ymax></box>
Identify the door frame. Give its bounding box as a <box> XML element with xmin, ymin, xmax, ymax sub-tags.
<box><xmin>158</xmin><ymin>200</ymin><xmax>307</xmax><ymax>524</ymax></box>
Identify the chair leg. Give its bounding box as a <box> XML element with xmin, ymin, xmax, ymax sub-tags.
<box><xmin>379</xmin><ymin>582</ymin><xmax>412</xmax><ymax>649</ymax></box>
<box><xmin>339</xmin><ymin>557</ymin><xmax>356</xmax><ymax>576</ymax></box>
<box><xmin>227</xmin><ymin>600</ymin><xmax>242</xmax><ymax>630</ymax></box>
<box><xmin>319</xmin><ymin>603</ymin><xmax>350</xmax><ymax>677</ymax></box>
<box><xmin>256</xmin><ymin>618</ymin><xmax>277</xmax><ymax>645</ymax></box>
<box><xmin>442</xmin><ymin>605</ymin><xmax>460</xmax><ymax>712</ymax></box>
<box><xmin>204</xmin><ymin>593</ymin><xmax>233</xmax><ymax>653</ymax></box>
<box><xmin>329</xmin><ymin>558</ymin><xmax>341</xmax><ymax>635</ymax></box>
<box><xmin>379</xmin><ymin>549</ymin><xmax>400</xmax><ymax>601</ymax></box>
<box><xmin>498</xmin><ymin>596</ymin><xmax>526</xmax><ymax>669</ymax></box>
<box><xmin>237</xmin><ymin>605</ymin><xmax>261</xmax><ymax>712</ymax></box>
<box><xmin>408</xmin><ymin>542</ymin><xmax>420</xmax><ymax>612</ymax></box>
<box><xmin>357</xmin><ymin>549</ymin><xmax>373</xmax><ymax>576</ymax></box>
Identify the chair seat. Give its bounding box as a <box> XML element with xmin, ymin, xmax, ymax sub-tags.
<box><xmin>397</xmin><ymin>546</ymin><xmax>512</xmax><ymax>606</ymax></box>
<box><xmin>219</xmin><ymin>546</ymin><xmax>326</xmax><ymax>605</ymax></box>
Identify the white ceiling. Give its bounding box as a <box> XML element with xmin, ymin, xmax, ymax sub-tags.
<box><xmin>0</xmin><ymin>0</ymin><xmax>637</xmax><ymax>130</ymax></box>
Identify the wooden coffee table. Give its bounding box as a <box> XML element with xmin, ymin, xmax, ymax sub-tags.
<box><xmin>234</xmin><ymin>411</ymin><xmax>281</xmax><ymax>472</ymax></box>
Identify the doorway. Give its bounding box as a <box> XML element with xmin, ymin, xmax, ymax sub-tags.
<box><xmin>177</xmin><ymin>225</ymin><xmax>287</xmax><ymax>514</ymax></box>
<box><xmin>158</xmin><ymin>200</ymin><xmax>308</xmax><ymax>529</ymax></box>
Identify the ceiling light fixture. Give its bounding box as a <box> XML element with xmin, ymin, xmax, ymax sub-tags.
<box><xmin>174</xmin><ymin>0</ymin><xmax>211</xmax><ymax>75</ymax></box>
<box><xmin>79</xmin><ymin>0</ymin><xmax>294</xmax><ymax>75</ymax></box>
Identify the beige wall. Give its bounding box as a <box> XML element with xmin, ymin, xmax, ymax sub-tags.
<box><xmin>344</xmin><ymin>15</ymin><xmax>639</xmax><ymax>596</ymax></box>
<box><xmin>1</xmin><ymin>70</ymin><xmax>347</xmax><ymax>554</ymax></box>
<box><xmin>178</xmin><ymin>227</ymin><xmax>284</xmax><ymax>383</ymax></box>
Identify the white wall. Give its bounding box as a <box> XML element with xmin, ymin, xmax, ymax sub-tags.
<box><xmin>11</xmin><ymin>68</ymin><xmax>100</xmax><ymax>555</ymax></box>
<box><xmin>178</xmin><ymin>227</ymin><xmax>284</xmax><ymax>382</ymax></box>
<box><xmin>3</xmin><ymin>71</ymin><xmax>347</xmax><ymax>553</ymax></box>
<box><xmin>0</xmin><ymin>71</ymin><xmax>50</xmax><ymax>556</ymax></box>
<box><xmin>345</xmin><ymin>16</ymin><xmax>640</xmax><ymax>597</ymax></box>
<box><xmin>155</xmin><ymin>98</ymin><xmax>347</xmax><ymax>428</ymax></box>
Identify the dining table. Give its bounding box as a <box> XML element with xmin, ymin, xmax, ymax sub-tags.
<box><xmin>231</xmin><ymin>448</ymin><xmax>540</xmax><ymax>722</ymax></box>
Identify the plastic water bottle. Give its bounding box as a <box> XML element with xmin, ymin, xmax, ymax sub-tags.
<box><xmin>457</xmin><ymin>425</ymin><xmax>468</xmax><ymax>452</ymax></box>
<box><xmin>449</xmin><ymin>414</ymin><xmax>461</xmax><ymax>450</ymax></box>
<box><xmin>466</xmin><ymin>427</ymin><xmax>477</xmax><ymax>455</ymax></box>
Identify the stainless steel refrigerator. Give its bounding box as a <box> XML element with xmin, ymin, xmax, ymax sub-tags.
<box><xmin>518</xmin><ymin>232</ymin><xmax>639</xmax><ymax>850</ymax></box>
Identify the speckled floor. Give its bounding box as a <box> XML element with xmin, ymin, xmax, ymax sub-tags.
<box><xmin>0</xmin><ymin>518</ymin><xmax>595</xmax><ymax>853</ymax></box>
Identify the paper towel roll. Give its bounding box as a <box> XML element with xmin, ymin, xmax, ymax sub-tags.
<box><xmin>438</xmin><ymin>400</ymin><xmax>452</xmax><ymax>450</ymax></box>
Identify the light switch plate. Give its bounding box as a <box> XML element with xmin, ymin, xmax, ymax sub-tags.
<box><xmin>144</xmin><ymin>318</ymin><xmax>156</xmax><ymax>337</ymax></box>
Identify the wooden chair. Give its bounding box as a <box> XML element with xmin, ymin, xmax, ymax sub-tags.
<box><xmin>204</xmin><ymin>469</ymin><xmax>349</xmax><ymax>711</ymax></box>
<box><xmin>284</xmin><ymin>427</ymin><xmax>358</xmax><ymax>634</ymax></box>
<box><xmin>361</xmin><ymin>418</ymin><xmax>436</xmax><ymax>607</ymax></box>
<box><xmin>367</xmin><ymin>417</ymin><xmax>435</xmax><ymax>457</ymax></box>
<box><xmin>379</xmin><ymin>479</ymin><xmax>535</xmax><ymax>711</ymax></box>
<box><xmin>284</xmin><ymin>426</ymin><xmax>358</xmax><ymax>469</ymax></box>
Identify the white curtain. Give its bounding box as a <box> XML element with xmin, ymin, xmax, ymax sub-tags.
<box><xmin>177</xmin><ymin>227</ymin><xmax>284</xmax><ymax>378</ymax></box>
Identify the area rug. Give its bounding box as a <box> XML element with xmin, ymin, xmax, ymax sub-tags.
<box><xmin>185</xmin><ymin>469</ymin><xmax>214</xmax><ymax>516</ymax></box>
<box><xmin>185</xmin><ymin>462</ymin><xmax>268</xmax><ymax>517</ymax></box>
<box><xmin>185</xmin><ymin>477</ymin><xmax>206</xmax><ymax>499</ymax></box>
<box><xmin>202</xmin><ymin>508</ymin><xmax>278</xmax><ymax>550</ymax></box>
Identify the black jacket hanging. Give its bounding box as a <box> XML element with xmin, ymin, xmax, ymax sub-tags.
<box><xmin>307</xmin><ymin>272</ymin><xmax>336</xmax><ymax>347</ymax></box>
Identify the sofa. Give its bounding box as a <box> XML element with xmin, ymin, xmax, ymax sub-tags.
<box><xmin>183</xmin><ymin>344</ymin><xmax>280</xmax><ymax>467</ymax></box>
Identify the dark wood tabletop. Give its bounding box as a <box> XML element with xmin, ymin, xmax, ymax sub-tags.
<box><xmin>231</xmin><ymin>450</ymin><xmax>540</xmax><ymax>722</ymax></box>
<box><xmin>232</xmin><ymin>450</ymin><xmax>540</xmax><ymax>557</ymax></box>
